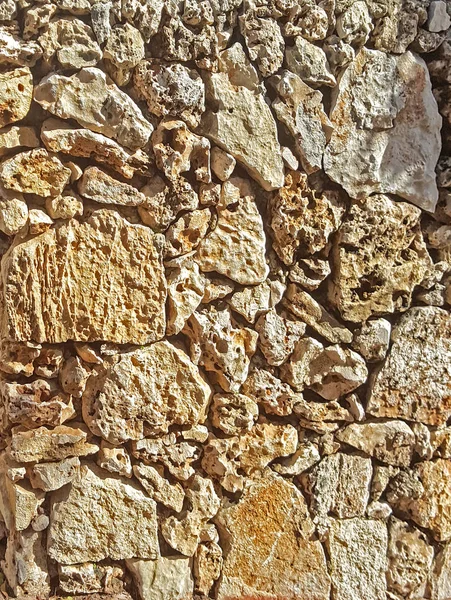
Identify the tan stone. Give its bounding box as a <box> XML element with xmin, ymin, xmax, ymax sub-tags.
<box><xmin>183</xmin><ymin>304</ymin><xmax>258</xmax><ymax>392</ymax></box>
<box><xmin>126</xmin><ymin>556</ymin><xmax>193</xmax><ymax>600</ymax></box>
<box><xmin>431</xmin><ymin>541</ymin><xmax>451</xmax><ymax>600</ymax></box>
<box><xmin>58</xmin><ymin>562</ymin><xmax>125</xmax><ymax>595</ymax></box>
<box><xmin>273</xmin><ymin>441</ymin><xmax>320</xmax><ymax>476</ymax></box>
<box><xmin>48</xmin><ymin>464</ymin><xmax>159</xmax><ymax>563</ymax></box>
<box><xmin>45</xmin><ymin>191</ymin><xmax>84</xmax><ymax>220</ymax></box>
<box><xmin>166</xmin><ymin>256</ymin><xmax>205</xmax><ymax>336</ymax></box>
<box><xmin>239</xmin><ymin>12</ymin><xmax>284</xmax><ymax>77</ymax></box>
<box><xmin>0</xmin><ymin>26</ymin><xmax>42</xmax><ymax>66</ymax></box>
<box><xmin>337</xmin><ymin>420</ymin><xmax>416</xmax><ymax>467</ymax></box>
<box><xmin>255</xmin><ymin>309</ymin><xmax>306</xmax><ymax>366</ymax></box>
<box><xmin>41</xmin><ymin>118</ymin><xmax>150</xmax><ymax>179</ymax></box>
<box><xmin>327</xmin><ymin>518</ymin><xmax>387</xmax><ymax>600</ymax></box>
<box><xmin>29</xmin><ymin>456</ymin><xmax>80</xmax><ymax>491</ymax></box>
<box><xmin>103</xmin><ymin>23</ymin><xmax>144</xmax><ymax>85</ymax></box>
<box><xmin>0</xmin><ymin>67</ymin><xmax>33</xmax><ymax>128</ymax></box>
<box><xmin>227</xmin><ymin>280</ymin><xmax>282</xmax><ymax>324</ymax></box>
<box><xmin>329</xmin><ymin>195</ymin><xmax>432</xmax><ymax>322</ymax></box>
<box><xmin>8</xmin><ymin>425</ymin><xmax>99</xmax><ymax>463</ymax></box>
<box><xmin>194</xmin><ymin>542</ymin><xmax>222</xmax><ymax>596</ymax></box>
<box><xmin>132</xmin><ymin>433</ymin><xmax>200</xmax><ymax>481</ymax></box>
<box><xmin>39</xmin><ymin>17</ymin><xmax>102</xmax><ymax>68</ymax></box>
<box><xmin>285</xmin><ymin>36</ymin><xmax>336</xmax><ymax>87</ymax></box>
<box><xmin>352</xmin><ymin>318</ymin><xmax>391</xmax><ymax>362</ymax></box>
<box><xmin>133</xmin><ymin>463</ymin><xmax>184</xmax><ymax>511</ymax></box>
<box><xmin>367</xmin><ymin>307</ymin><xmax>451</xmax><ymax>426</ymax></box>
<box><xmin>28</xmin><ymin>208</ymin><xmax>53</xmax><ymax>235</ymax></box>
<box><xmin>196</xmin><ymin>178</ymin><xmax>268</xmax><ymax>285</ymax></box>
<box><xmin>242</xmin><ymin>368</ymin><xmax>296</xmax><ymax>416</ymax></box>
<box><xmin>0</xmin><ymin>148</ymin><xmax>71</xmax><ymax>197</ymax></box>
<box><xmin>0</xmin><ymin>186</ymin><xmax>28</xmax><ymax>235</ymax></box>
<box><xmin>210</xmin><ymin>146</ymin><xmax>236</xmax><ymax>181</ymax></box>
<box><xmin>2</xmin><ymin>529</ymin><xmax>50</xmax><ymax>598</ymax></box>
<box><xmin>165</xmin><ymin>209</ymin><xmax>211</xmax><ymax>258</ymax></box>
<box><xmin>34</xmin><ymin>68</ymin><xmax>153</xmax><ymax>151</ymax></box>
<box><xmin>1</xmin><ymin>209</ymin><xmax>166</xmax><ymax>344</ymax></box>
<box><xmin>78</xmin><ymin>166</ymin><xmax>146</xmax><ymax>206</ymax></box>
<box><xmin>200</xmin><ymin>43</ymin><xmax>284</xmax><ymax>191</ymax></box>
<box><xmin>210</xmin><ymin>393</ymin><xmax>258</xmax><ymax>435</ymax></box>
<box><xmin>97</xmin><ymin>442</ymin><xmax>132</xmax><ymax>478</ymax></box>
<box><xmin>216</xmin><ymin>474</ymin><xmax>331</xmax><ymax>600</ymax></box>
<box><xmin>83</xmin><ymin>341</ymin><xmax>210</xmax><ymax>443</ymax></box>
<box><xmin>0</xmin><ymin>125</ymin><xmax>39</xmax><ymax>157</ymax></box>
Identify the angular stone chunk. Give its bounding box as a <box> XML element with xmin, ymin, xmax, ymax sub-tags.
<box><xmin>0</xmin><ymin>148</ymin><xmax>71</xmax><ymax>197</ymax></box>
<box><xmin>134</xmin><ymin>60</ymin><xmax>205</xmax><ymax>128</ymax></box>
<box><xmin>216</xmin><ymin>474</ymin><xmax>331</xmax><ymax>600</ymax></box>
<box><xmin>0</xmin><ymin>125</ymin><xmax>39</xmax><ymax>157</ymax></box>
<box><xmin>327</xmin><ymin>518</ymin><xmax>387</xmax><ymax>600</ymax></box>
<box><xmin>390</xmin><ymin>459</ymin><xmax>451</xmax><ymax>542</ymax></box>
<box><xmin>0</xmin><ymin>68</ymin><xmax>33</xmax><ymax>128</ymax></box>
<box><xmin>166</xmin><ymin>256</ymin><xmax>205</xmax><ymax>336</ymax></box>
<box><xmin>183</xmin><ymin>304</ymin><xmax>258</xmax><ymax>392</ymax></box>
<box><xmin>337</xmin><ymin>421</ymin><xmax>416</xmax><ymax>467</ymax></box>
<box><xmin>196</xmin><ymin>178</ymin><xmax>268</xmax><ymax>285</ymax></box>
<box><xmin>3</xmin><ymin>529</ymin><xmax>50</xmax><ymax>599</ymax></box>
<box><xmin>103</xmin><ymin>23</ymin><xmax>145</xmax><ymax>85</ymax></box>
<box><xmin>41</xmin><ymin>118</ymin><xmax>149</xmax><ymax>179</ymax></box>
<box><xmin>329</xmin><ymin>195</ymin><xmax>432</xmax><ymax>322</ymax></box>
<box><xmin>210</xmin><ymin>393</ymin><xmax>258</xmax><ymax>435</ymax></box>
<box><xmin>0</xmin><ymin>27</ymin><xmax>42</xmax><ymax>66</ymax></box>
<box><xmin>255</xmin><ymin>309</ymin><xmax>305</xmax><ymax>366</ymax></box>
<box><xmin>239</xmin><ymin>12</ymin><xmax>284</xmax><ymax>77</ymax></box>
<box><xmin>431</xmin><ymin>541</ymin><xmax>451</xmax><ymax>600</ymax></box>
<box><xmin>8</xmin><ymin>425</ymin><xmax>99</xmax><ymax>463</ymax></box>
<box><xmin>306</xmin><ymin>454</ymin><xmax>372</xmax><ymax>519</ymax></box>
<box><xmin>29</xmin><ymin>457</ymin><xmax>80</xmax><ymax>491</ymax></box>
<box><xmin>352</xmin><ymin>318</ymin><xmax>391</xmax><ymax>362</ymax></box>
<box><xmin>367</xmin><ymin>307</ymin><xmax>451</xmax><ymax>426</ymax></box>
<box><xmin>285</xmin><ymin>36</ymin><xmax>336</xmax><ymax>87</ymax></box>
<box><xmin>78</xmin><ymin>166</ymin><xmax>146</xmax><ymax>206</ymax></box>
<box><xmin>48</xmin><ymin>464</ymin><xmax>159</xmax><ymax>564</ymax></box>
<box><xmin>200</xmin><ymin>44</ymin><xmax>284</xmax><ymax>191</ymax></box>
<box><xmin>0</xmin><ymin>188</ymin><xmax>28</xmax><ymax>235</ymax></box>
<box><xmin>1</xmin><ymin>209</ymin><xmax>166</xmax><ymax>344</ymax></box>
<box><xmin>270</xmin><ymin>171</ymin><xmax>344</xmax><ymax>265</ymax></box>
<box><xmin>82</xmin><ymin>341</ymin><xmax>211</xmax><ymax>443</ymax></box>
<box><xmin>39</xmin><ymin>17</ymin><xmax>102</xmax><ymax>68</ymax></box>
<box><xmin>34</xmin><ymin>68</ymin><xmax>153</xmax><ymax>151</ymax></box>
<box><xmin>324</xmin><ymin>49</ymin><xmax>442</xmax><ymax>211</ymax></box>
<box><xmin>269</xmin><ymin>71</ymin><xmax>332</xmax><ymax>174</ymax></box>
<box><xmin>387</xmin><ymin>517</ymin><xmax>434</xmax><ymax>599</ymax></box>
<box><xmin>133</xmin><ymin>463</ymin><xmax>184</xmax><ymax>512</ymax></box>
<box><xmin>126</xmin><ymin>556</ymin><xmax>193</xmax><ymax>600</ymax></box>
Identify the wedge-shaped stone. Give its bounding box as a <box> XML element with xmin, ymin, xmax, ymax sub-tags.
<box><xmin>34</xmin><ymin>67</ymin><xmax>153</xmax><ymax>150</ymax></box>
<box><xmin>324</xmin><ymin>49</ymin><xmax>442</xmax><ymax>211</ymax></box>
<box><xmin>200</xmin><ymin>44</ymin><xmax>284</xmax><ymax>191</ymax></box>
<box><xmin>196</xmin><ymin>178</ymin><xmax>268</xmax><ymax>285</ymax></box>
<box><xmin>48</xmin><ymin>464</ymin><xmax>159</xmax><ymax>564</ymax></box>
<box><xmin>78</xmin><ymin>166</ymin><xmax>146</xmax><ymax>206</ymax></box>
<box><xmin>367</xmin><ymin>307</ymin><xmax>451</xmax><ymax>426</ymax></box>
<box><xmin>1</xmin><ymin>209</ymin><xmax>166</xmax><ymax>344</ymax></box>
<box><xmin>329</xmin><ymin>195</ymin><xmax>432</xmax><ymax>322</ymax></box>
<box><xmin>0</xmin><ymin>125</ymin><xmax>39</xmax><ymax>157</ymax></box>
<box><xmin>215</xmin><ymin>474</ymin><xmax>330</xmax><ymax>600</ymax></box>
<box><xmin>82</xmin><ymin>341</ymin><xmax>211</xmax><ymax>444</ymax></box>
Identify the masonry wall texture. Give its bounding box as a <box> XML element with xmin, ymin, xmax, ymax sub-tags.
<box><xmin>0</xmin><ymin>1</ymin><xmax>450</xmax><ymax>599</ymax></box>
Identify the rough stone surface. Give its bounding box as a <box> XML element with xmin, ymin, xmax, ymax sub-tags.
<box><xmin>324</xmin><ymin>49</ymin><xmax>442</xmax><ymax>212</ymax></box>
<box><xmin>0</xmin><ymin>68</ymin><xmax>33</xmax><ymax>129</ymax></box>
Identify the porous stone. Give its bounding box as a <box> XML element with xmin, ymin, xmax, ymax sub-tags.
<box><xmin>352</xmin><ymin>318</ymin><xmax>391</xmax><ymax>362</ymax></box>
<box><xmin>0</xmin><ymin>186</ymin><xmax>28</xmax><ymax>236</ymax></box>
<box><xmin>0</xmin><ymin>27</ymin><xmax>42</xmax><ymax>66</ymax></box>
<box><xmin>210</xmin><ymin>392</ymin><xmax>258</xmax><ymax>435</ymax></box>
<box><xmin>328</xmin><ymin>195</ymin><xmax>433</xmax><ymax>322</ymax></box>
<box><xmin>200</xmin><ymin>43</ymin><xmax>284</xmax><ymax>191</ymax></box>
<box><xmin>97</xmin><ymin>442</ymin><xmax>132</xmax><ymax>478</ymax></box>
<box><xmin>239</xmin><ymin>12</ymin><xmax>284</xmax><ymax>77</ymax></box>
<box><xmin>39</xmin><ymin>17</ymin><xmax>102</xmax><ymax>68</ymax></box>
<box><xmin>1</xmin><ymin>209</ymin><xmax>166</xmax><ymax>344</ymax></box>
<box><xmin>242</xmin><ymin>368</ymin><xmax>296</xmax><ymax>416</ymax></box>
<box><xmin>367</xmin><ymin>307</ymin><xmax>451</xmax><ymax>426</ymax></box>
<box><xmin>34</xmin><ymin>68</ymin><xmax>153</xmax><ymax>151</ymax></box>
<box><xmin>48</xmin><ymin>464</ymin><xmax>159</xmax><ymax>563</ymax></box>
<box><xmin>0</xmin><ymin>68</ymin><xmax>33</xmax><ymax>129</ymax></box>
<box><xmin>165</xmin><ymin>209</ymin><xmax>211</xmax><ymax>258</ymax></box>
<box><xmin>3</xmin><ymin>529</ymin><xmax>50</xmax><ymax>598</ymax></box>
<box><xmin>82</xmin><ymin>341</ymin><xmax>211</xmax><ymax>443</ymax></box>
<box><xmin>255</xmin><ymin>309</ymin><xmax>306</xmax><ymax>366</ymax></box>
<box><xmin>324</xmin><ymin>49</ymin><xmax>442</xmax><ymax>212</ymax></box>
<box><xmin>166</xmin><ymin>256</ymin><xmax>205</xmax><ymax>336</ymax></box>
<box><xmin>103</xmin><ymin>23</ymin><xmax>145</xmax><ymax>85</ymax></box>
<box><xmin>132</xmin><ymin>463</ymin><xmax>184</xmax><ymax>511</ymax></box>
<box><xmin>215</xmin><ymin>474</ymin><xmax>331</xmax><ymax>600</ymax></box>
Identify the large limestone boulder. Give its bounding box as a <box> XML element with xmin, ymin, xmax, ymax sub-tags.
<box><xmin>0</xmin><ymin>209</ymin><xmax>166</xmax><ymax>344</ymax></box>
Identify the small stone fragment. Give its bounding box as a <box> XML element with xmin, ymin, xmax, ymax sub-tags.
<box><xmin>0</xmin><ymin>68</ymin><xmax>33</xmax><ymax>128</ymax></box>
<box><xmin>78</xmin><ymin>166</ymin><xmax>146</xmax><ymax>206</ymax></box>
<box><xmin>0</xmin><ymin>125</ymin><xmax>39</xmax><ymax>158</ymax></box>
<box><xmin>0</xmin><ymin>26</ymin><xmax>42</xmax><ymax>66</ymax></box>
<box><xmin>428</xmin><ymin>1</ymin><xmax>451</xmax><ymax>32</ymax></box>
<box><xmin>210</xmin><ymin>393</ymin><xmax>258</xmax><ymax>435</ymax></box>
<box><xmin>352</xmin><ymin>318</ymin><xmax>391</xmax><ymax>362</ymax></box>
<box><xmin>97</xmin><ymin>442</ymin><xmax>132</xmax><ymax>478</ymax></box>
<box><xmin>103</xmin><ymin>23</ymin><xmax>144</xmax><ymax>85</ymax></box>
<box><xmin>255</xmin><ymin>309</ymin><xmax>306</xmax><ymax>366</ymax></box>
<box><xmin>239</xmin><ymin>12</ymin><xmax>284</xmax><ymax>77</ymax></box>
<box><xmin>165</xmin><ymin>209</ymin><xmax>211</xmax><ymax>258</ymax></box>
<box><xmin>242</xmin><ymin>368</ymin><xmax>296</xmax><ymax>416</ymax></box>
<box><xmin>45</xmin><ymin>191</ymin><xmax>83</xmax><ymax>219</ymax></box>
<box><xmin>133</xmin><ymin>463</ymin><xmax>184</xmax><ymax>511</ymax></box>
<box><xmin>194</xmin><ymin>541</ymin><xmax>222</xmax><ymax>596</ymax></box>
<box><xmin>0</xmin><ymin>186</ymin><xmax>28</xmax><ymax>236</ymax></box>
<box><xmin>28</xmin><ymin>209</ymin><xmax>53</xmax><ymax>235</ymax></box>
<box><xmin>285</xmin><ymin>36</ymin><xmax>336</xmax><ymax>87</ymax></box>
<box><xmin>210</xmin><ymin>146</ymin><xmax>236</xmax><ymax>181</ymax></box>
<box><xmin>29</xmin><ymin>457</ymin><xmax>80</xmax><ymax>491</ymax></box>
<box><xmin>39</xmin><ymin>17</ymin><xmax>102</xmax><ymax>69</ymax></box>
<box><xmin>272</xmin><ymin>441</ymin><xmax>320</xmax><ymax>476</ymax></box>
<box><xmin>166</xmin><ymin>256</ymin><xmax>205</xmax><ymax>336</ymax></box>
<box><xmin>3</xmin><ymin>529</ymin><xmax>50</xmax><ymax>598</ymax></box>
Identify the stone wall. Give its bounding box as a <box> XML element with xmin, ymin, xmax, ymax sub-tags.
<box><xmin>0</xmin><ymin>1</ymin><xmax>450</xmax><ymax>599</ymax></box>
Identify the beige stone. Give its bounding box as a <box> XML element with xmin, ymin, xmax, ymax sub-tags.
<box><xmin>0</xmin><ymin>473</ymin><xmax>44</xmax><ymax>531</ymax></box>
<box><xmin>39</xmin><ymin>17</ymin><xmax>102</xmax><ymax>68</ymax></box>
<box><xmin>255</xmin><ymin>309</ymin><xmax>306</xmax><ymax>366</ymax></box>
<box><xmin>352</xmin><ymin>318</ymin><xmax>391</xmax><ymax>362</ymax></box>
<box><xmin>45</xmin><ymin>191</ymin><xmax>84</xmax><ymax>220</ymax></box>
<box><xmin>196</xmin><ymin>178</ymin><xmax>268</xmax><ymax>285</ymax></box>
<box><xmin>83</xmin><ymin>341</ymin><xmax>210</xmax><ymax>443</ymax></box>
<box><xmin>210</xmin><ymin>393</ymin><xmax>258</xmax><ymax>435</ymax></box>
<box><xmin>41</xmin><ymin>118</ymin><xmax>149</xmax><ymax>179</ymax></box>
<box><xmin>2</xmin><ymin>529</ymin><xmax>50</xmax><ymax>598</ymax></box>
<box><xmin>324</xmin><ymin>49</ymin><xmax>442</xmax><ymax>212</ymax></box>
<box><xmin>200</xmin><ymin>43</ymin><xmax>284</xmax><ymax>191</ymax></box>
<box><xmin>293</xmin><ymin>396</ymin><xmax>353</xmax><ymax>431</ymax></box>
<box><xmin>134</xmin><ymin>60</ymin><xmax>205</xmax><ymax>128</ymax></box>
<box><xmin>8</xmin><ymin>425</ymin><xmax>99</xmax><ymax>463</ymax></box>
<box><xmin>289</xmin><ymin>257</ymin><xmax>331</xmax><ymax>291</ymax></box>
<box><xmin>367</xmin><ymin>307</ymin><xmax>451</xmax><ymax>426</ymax></box>
<box><xmin>0</xmin><ymin>26</ymin><xmax>42</xmax><ymax>66</ymax></box>
<box><xmin>216</xmin><ymin>474</ymin><xmax>330</xmax><ymax>600</ymax></box>
<box><xmin>29</xmin><ymin>456</ymin><xmax>80</xmax><ymax>491</ymax></box>
<box><xmin>183</xmin><ymin>304</ymin><xmax>258</xmax><ymax>392</ymax></box>
<box><xmin>1</xmin><ymin>209</ymin><xmax>166</xmax><ymax>344</ymax></box>
<box><xmin>285</xmin><ymin>36</ymin><xmax>336</xmax><ymax>87</ymax></box>
<box><xmin>0</xmin><ymin>67</ymin><xmax>32</xmax><ymax>128</ymax></box>
<box><xmin>166</xmin><ymin>256</ymin><xmax>205</xmax><ymax>336</ymax></box>
<box><xmin>78</xmin><ymin>166</ymin><xmax>146</xmax><ymax>206</ymax></box>
<box><xmin>0</xmin><ymin>125</ymin><xmax>39</xmax><ymax>157</ymax></box>
<box><xmin>165</xmin><ymin>209</ymin><xmax>211</xmax><ymax>258</ymax></box>
<box><xmin>329</xmin><ymin>195</ymin><xmax>432</xmax><ymax>323</ymax></box>
<box><xmin>132</xmin><ymin>433</ymin><xmax>200</xmax><ymax>481</ymax></box>
<box><xmin>126</xmin><ymin>556</ymin><xmax>193</xmax><ymax>600</ymax></box>
<box><xmin>0</xmin><ymin>148</ymin><xmax>71</xmax><ymax>197</ymax></box>
<box><xmin>103</xmin><ymin>23</ymin><xmax>144</xmax><ymax>84</ymax></box>
<box><xmin>97</xmin><ymin>442</ymin><xmax>132</xmax><ymax>478</ymax></box>
<box><xmin>58</xmin><ymin>562</ymin><xmax>125</xmax><ymax>595</ymax></box>
<box><xmin>239</xmin><ymin>12</ymin><xmax>284</xmax><ymax>77</ymax></box>
<box><xmin>337</xmin><ymin>420</ymin><xmax>416</xmax><ymax>467</ymax></box>
<box><xmin>431</xmin><ymin>542</ymin><xmax>451</xmax><ymax>600</ymax></box>
<box><xmin>48</xmin><ymin>464</ymin><xmax>159</xmax><ymax>563</ymax></box>
<box><xmin>210</xmin><ymin>146</ymin><xmax>236</xmax><ymax>181</ymax></box>
<box><xmin>34</xmin><ymin>68</ymin><xmax>153</xmax><ymax>151</ymax></box>
<box><xmin>28</xmin><ymin>208</ymin><xmax>53</xmax><ymax>235</ymax></box>
<box><xmin>242</xmin><ymin>368</ymin><xmax>296</xmax><ymax>416</ymax></box>
<box><xmin>306</xmin><ymin>453</ymin><xmax>372</xmax><ymax>519</ymax></box>
<box><xmin>327</xmin><ymin>518</ymin><xmax>387</xmax><ymax>600</ymax></box>
<box><xmin>0</xmin><ymin>186</ymin><xmax>28</xmax><ymax>235</ymax></box>
<box><xmin>194</xmin><ymin>541</ymin><xmax>222</xmax><ymax>596</ymax></box>
<box><xmin>273</xmin><ymin>441</ymin><xmax>320</xmax><ymax>476</ymax></box>
<box><xmin>133</xmin><ymin>463</ymin><xmax>184</xmax><ymax>512</ymax></box>
<box><xmin>270</xmin><ymin>172</ymin><xmax>344</xmax><ymax>266</ymax></box>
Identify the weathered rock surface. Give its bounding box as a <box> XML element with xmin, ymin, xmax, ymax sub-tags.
<box><xmin>82</xmin><ymin>341</ymin><xmax>211</xmax><ymax>443</ymax></box>
<box><xmin>78</xmin><ymin>166</ymin><xmax>146</xmax><ymax>206</ymax></box>
<box><xmin>1</xmin><ymin>209</ymin><xmax>166</xmax><ymax>344</ymax></box>
<box><xmin>215</xmin><ymin>474</ymin><xmax>331</xmax><ymax>600</ymax></box>
<box><xmin>0</xmin><ymin>68</ymin><xmax>33</xmax><ymax>129</ymax></box>
<box><xmin>324</xmin><ymin>49</ymin><xmax>442</xmax><ymax>211</ymax></box>
<box><xmin>48</xmin><ymin>464</ymin><xmax>159</xmax><ymax>563</ymax></box>
<box><xmin>367</xmin><ymin>307</ymin><xmax>451</xmax><ymax>426</ymax></box>
<box><xmin>34</xmin><ymin>68</ymin><xmax>153</xmax><ymax>151</ymax></box>
<box><xmin>39</xmin><ymin>17</ymin><xmax>102</xmax><ymax>68</ymax></box>
<box><xmin>126</xmin><ymin>556</ymin><xmax>194</xmax><ymax>600</ymax></box>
